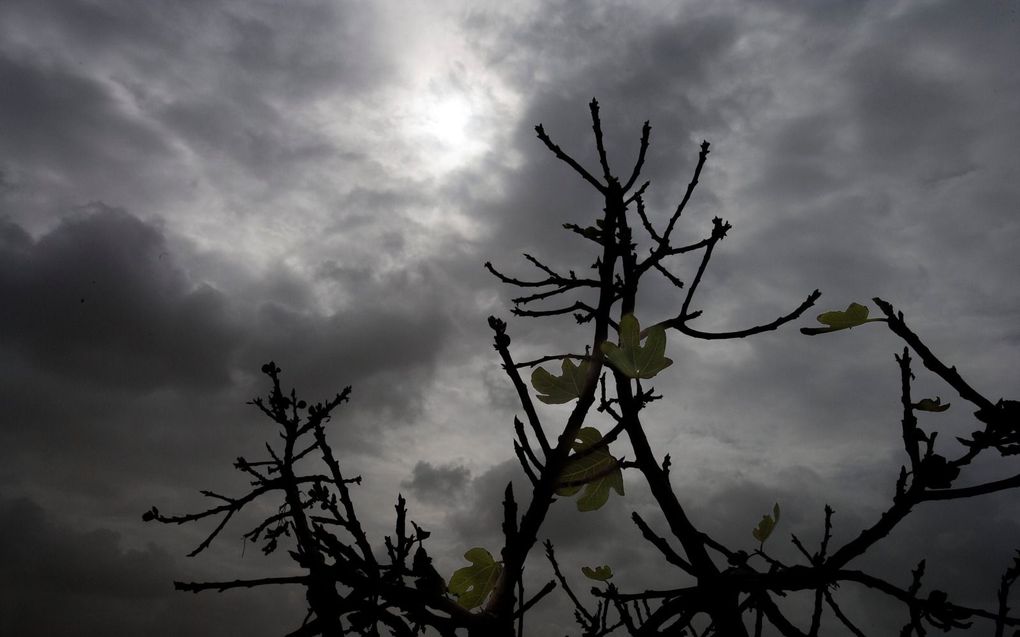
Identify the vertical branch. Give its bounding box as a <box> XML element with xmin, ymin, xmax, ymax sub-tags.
<box><xmin>623</xmin><ymin>121</ymin><xmax>651</xmax><ymax>193</ymax></box>
<box><xmin>589</xmin><ymin>98</ymin><xmax>614</xmax><ymax>183</ymax></box>
<box><xmin>662</xmin><ymin>140</ymin><xmax>710</xmax><ymax>241</ymax></box>
<box><xmin>309</xmin><ymin>390</ymin><xmax>378</xmax><ymax>574</ymax></box>
<box><xmin>896</xmin><ymin>348</ymin><xmax>922</xmax><ymax>473</ymax></box>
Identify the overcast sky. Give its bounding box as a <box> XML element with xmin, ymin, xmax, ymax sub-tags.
<box><xmin>2</xmin><ymin>1</ymin><xmax>1019</xmax><ymax>635</ymax></box>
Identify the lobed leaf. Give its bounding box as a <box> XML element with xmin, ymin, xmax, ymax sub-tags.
<box><xmin>600</xmin><ymin>314</ymin><xmax>673</xmax><ymax>379</ymax></box>
<box><xmin>800</xmin><ymin>302</ymin><xmax>883</xmax><ymax>335</ymax></box>
<box><xmin>532</xmin><ymin>358</ymin><xmax>591</xmax><ymax>404</ymax></box>
<box><xmin>448</xmin><ymin>547</ymin><xmax>503</xmax><ymax>609</ymax></box>
<box><xmin>555</xmin><ymin>427</ymin><xmax>625</xmax><ymax>511</ymax></box>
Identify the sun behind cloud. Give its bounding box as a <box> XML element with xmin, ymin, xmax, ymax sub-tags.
<box><xmin>396</xmin><ymin>80</ymin><xmax>499</xmax><ymax>176</ymax></box>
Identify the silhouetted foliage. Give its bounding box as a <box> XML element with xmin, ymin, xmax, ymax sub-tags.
<box><xmin>146</xmin><ymin>100</ymin><xmax>1020</xmax><ymax>636</ymax></box>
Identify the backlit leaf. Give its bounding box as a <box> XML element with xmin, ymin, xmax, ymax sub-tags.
<box><xmin>752</xmin><ymin>502</ymin><xmax>781</xmax><ymax>546</ymax></box>
<box><xmin>581</xmin><ymin>565</ymin><xmax>614</xmax><ymax>581</ymax></box>
<box><xmin>532</xmin><ymin>358</ymin><xmax>591</xmax><ymax>404</ymax></box>
<box><xmin>448</xmin><ymin>547</ymin><xmax>502</xmax><ymax>610</ymax></box>
<box><xmin>555</xmin><ymin>427</ymin><xmax>624</xmax><ymax>511</ymax></box>
<box><xmin>600</xmin><ymin>314</ymin><xmax>673</xmax><ymax>379</ymax></box>
<box><xmin>914</xmin><ymin>397</ymin><xmax>951</xmax><ymax>412</ymax></box>
<box><xmin>800</xmin><ymin>302</ymin><xmax>883</xmax><ymax>335</ymax></box>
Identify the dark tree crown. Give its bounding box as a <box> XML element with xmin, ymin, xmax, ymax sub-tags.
<box><xmin>147</xmin><ymin>99</ymin><xmax>1020</xmax><ymax>637</ymax></box>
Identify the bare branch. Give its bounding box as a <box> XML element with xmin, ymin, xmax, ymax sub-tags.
<box><xmin>663</xmin><ymin>140</ymin><xmax>711</xmax><ymax>241</ymax></box>
<box><xmin>489</xmin><ymin>316</ymin><xmax>552</xmax><ymax>457</ymax></box>
<box><xmin>535</xmin><ymin>124</ymin><xmax>606</xmax><ymax>194</ymax></box>
<box><xmin>631</xmin><ymin>511</ymin><xmax>695</xmax><ymax>574</ymax></box>
<box><xmin>667</xmin><ymin>290</ymin><xmax>822</xmax><ymax>341</ymax></box>
<box><xmin>175</xmin><ymin>576</ymin><xmax>309</xmax><ymax>593</ymax></box>
<box><xmin>623</xmin><ymin>121</ymin><xmax>652</xmax><ymax>193</ymax></box>
<box><xmin>874</xmin><ymin>297</ymin><xmax>996</xmax><ymax>413</ymax></box>
<box><xmin>514</xmin><ymin>352</ymin><xmax>590</xmax><ymax>369</ymax></box>
<box><xmin>589</xmin><ymin>98</ymin><xmax>614</xmax><ymax>183</ymax></box>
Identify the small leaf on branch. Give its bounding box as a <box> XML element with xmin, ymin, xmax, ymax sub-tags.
<box><xmin>600</xmin><ymin>314</ymin><xmax>673</xmax><ymax>379</ymax></box>
<box><xmin>555</xmin><ymin>427</ymin><xmax>624</xmax><ymax>511</ymax></box>
<box><xmin>531</xmin><ymin>358</ymin><xmax>592</xmax><ymax>404</ymax></box>
<box><xmin>448</xmin><ymin>547</ymin><xmax>503</xmax><ymax>609</ymax></box>
<box><xmin>752</xmin><ymin>502</ymin><xmax>781</xmax><ymax>546</ymax></box>
<box><xmin>914</xmin><ymin>397</ymin><xmax>951</xmax><ymax>412</ymax></box>
<box><xmin>581</xmin><ymin>564</ymin><xmax>614</xmax><ymax>581</ymax></box>
<box><xmin>800</xmin><ymin>302</ymin><xmax>882</xmax><ymax>335</ymax></box>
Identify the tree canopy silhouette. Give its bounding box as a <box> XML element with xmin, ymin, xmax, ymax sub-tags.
<box><xmin>146</xmin><ymin>99</ymin><xmax>1020</xmax><ymax>636</ymax></box>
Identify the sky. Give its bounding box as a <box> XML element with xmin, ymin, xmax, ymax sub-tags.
<box><xmin>1</xmin><ymin>0</ymin><xmax>1019</xmax><ymax>635</ymax></box>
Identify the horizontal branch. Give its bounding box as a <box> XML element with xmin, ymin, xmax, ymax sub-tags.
<box><xmin>514</xmin><ymin>353</ymin><xmax>590</xmax><ymax>369</ymax></box>
<box><xmin>665</xmin><ymin>290</ymin><xmax>821</xmax><ymax>340</ymax></box>
<box><xmin>920</xmin><ymin>471</ymin><xmax>1020</xmax><ymax>501</ymax></box>
<box><xmin>637</xmin><ymin>235</ymin><xmax>714</xmax><ymax>277</ymax></box>
<box><xmin>175</xmin><ymin>576</ymin><xmax>309</xmax><ymax>593</ymax></box>
<box><xmin>512</xmin><ymin>301</ymin><xmax>597</xmax><ymax>321</ymax></box>
<box><xmin>486</xmin><ymin>261</ymin><xmax>597</xmax><ymax>290</ymax></box>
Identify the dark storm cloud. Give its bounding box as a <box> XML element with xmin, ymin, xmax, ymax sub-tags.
<box><xmin>0</xmin><ymin>496</ymin><xmax>306</xmax><ymax>637</ymax></box>
<box><xmin>0</xmin><ymin>205</ymin><xmax>239</xmax><ymax>392</ymax></box>
<box><xmin>0</xmin><ymin>201</ymin><xmax>457</xmax><ymax>500</ymax></box>
<box><xmin>241</xmin><ymin>285</ymin><xmax>454</xmax><ymax>428</ymax></box>
<box><xmin>0</xmin><ymin>497</ymin><xmax>172</xmax><ymax>601</ymax></box>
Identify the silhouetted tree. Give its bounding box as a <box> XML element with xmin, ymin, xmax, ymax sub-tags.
<box><xmin>146</xmin><ymin>100</ymin><xmax>1020</xmax><ymax>636</ymax></box>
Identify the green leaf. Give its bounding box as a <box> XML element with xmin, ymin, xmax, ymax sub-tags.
<box><xmin>448</xmin><ymin>548</ymin><xmax>503</xmax><ymax>610</ymax></box>
<box><xmin>914</xmin><ymin>397</ymin><xmax>951</xmax><ymax>412</ymax></box>
<box><xmin>800</xmin><ymin>302</ymin><xmax>882</xmax><ymax>335</ymax></box>
<box><xmin>752</xmin><ymin>502</ymin><xmax>781</xmax><ymax>546</ymax></box>
<box><xmin>531</xmin><ymin>358</ymin><xmax>591</xmax><ymax>404</ymax></box>
<box><xmin>555</xmin><ymin>427</ymin><xmax>625</xmax><ymax>511</ymax></box>
<box><xmin>599</xmin><ymin>314</ymin><xmax>673</xmax><ymax>379</ymax></box>
<box><xmin>581</xmin><ymin>565</ymin><xmax>614</xmax><ymax>581</ymax></box>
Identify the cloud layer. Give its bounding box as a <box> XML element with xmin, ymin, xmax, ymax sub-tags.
<box><xmin>2</xmin><ymin>1</ymin><xmax>1019</xmax><ymax>635</ymax></box>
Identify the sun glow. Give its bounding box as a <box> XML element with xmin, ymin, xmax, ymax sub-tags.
<box><xmin>424</xmin><ymin>93</ymin><xmax>473</xmax><ymax>149</ymax></box>
<box><xmin>400</xmin><ymin>89</ymin><xmax>490</xmax><ymax>175</ymax></box>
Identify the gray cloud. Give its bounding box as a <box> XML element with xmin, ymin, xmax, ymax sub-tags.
<box><xmin>402</xmin><ymin>461</ymin><xmax>472</xmax><ymax>505</ymax></box>
<box><xmin>0</xmin><ymin>496</ymin><xmax>306</xmax><ymax>637</ymax></box>
<box><xmin>2</xmin><ymin>0</ymin><xmax>1019</xmax><ymax>635</ymax></box>
<box><xmin>0</xmin><ymin>204</ymin><xmax>239</xmax><ymax>392</ymax></box>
